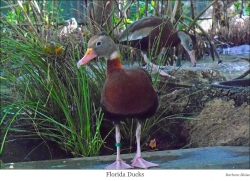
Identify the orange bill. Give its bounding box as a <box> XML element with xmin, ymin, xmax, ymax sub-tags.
<box><xmin>77</xmin><ymin>48</ymin><xmax>97</xmax><ymax>68</ymax></box>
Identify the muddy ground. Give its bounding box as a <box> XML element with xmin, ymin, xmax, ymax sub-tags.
<box><xmin>154</xmin><ymin>76</ymin><xmax>249</xmax><ymax>151</ymax></box>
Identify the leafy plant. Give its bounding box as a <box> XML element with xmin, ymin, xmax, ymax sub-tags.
<box><xmin>244</xmin><ymin>2</ymin><xmax>250</xmax><ymax>16</ymax></box>
<box><xmin>234</xmin><ymin>1</ymin><xmax>241</xmax><ymax>12</ymax></box>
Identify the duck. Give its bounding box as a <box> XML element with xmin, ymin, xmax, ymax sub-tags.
<box><xmin>77</xmin><ymin>32</ymin><xmax>159</xmax><ymax>169</ymax></box>
<box><xmin>116</xmin><ymin>16</ymin><xmax>197</xmax><ymax>77</ymax></box>
<box><xmin>59</xmin><ymin>17</ymin><xmax>78</xmax><ymax>36</ymax></box>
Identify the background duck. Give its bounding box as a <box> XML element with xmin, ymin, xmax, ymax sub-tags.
<box><xmin>116</xmin><ymin>16</ymin><xmax>197</xmax><ymax>77</ymax></box>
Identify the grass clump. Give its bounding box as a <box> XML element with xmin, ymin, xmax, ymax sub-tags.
<box><xmin>0</xmin><ymin>13</ymin><xmax>108</xmax><ymax>157</ymax></box>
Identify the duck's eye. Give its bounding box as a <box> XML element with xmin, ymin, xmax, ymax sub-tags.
<box><xmin>189</xmin><ymin>43</ymin><xmax>193</xmax><ymax>47</ymax></box>
<box><xmin>96</xmin><ymin>41</ymin><xmax>102</xmax><ymax>46</ymax></box>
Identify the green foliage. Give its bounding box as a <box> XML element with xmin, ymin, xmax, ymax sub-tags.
<box><xmin>136</xmin><ymin>1</ymin><xmax>154</xmax><ymax>19</ymax></box>
<box><xmin>123</xmin><ymin>1</ymin><xmax>154</xmax><ymax>22</ymax></box>
<box><xmin>5</xmin><ymin>10</ymin><xmax>19</xmax><ymax>23</ymax></box>
<box><xmin>244</xmin><ymin>2</ymin><xmax>250</xmax><ymax>16</ymax></box>
<box><xmin>183</xmin><ymin>5</ymin><xmax>190</xmax><ymax>15</ymax></box>
<box><xmin>234</xmin><ymin>1</ymin><xmax>241</xmax><ymax>11</ymax></box>
<box><xmin>38</xmin><ymin>1</ymin><xmax>65</xmax><ymax>24</ymax></box>
<box><xmin>177</xmin><ymin>21</ymin><xmax>186</xmax><ymax>31</ymax></box>
<box><xmin>233</xmin><ymin>1</ymin><xmax>250</xmax><ymax>16</ymax></box>
<box><xmin>0</xmin><ymin>16</ymin><xmax>107</xmax><ymax>157</ymax></box>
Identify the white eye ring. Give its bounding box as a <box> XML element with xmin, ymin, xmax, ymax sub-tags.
<box><xmin>96</xmin><ymin>41</ymin><xmax>102</xmax><ymax>46</ymax></box>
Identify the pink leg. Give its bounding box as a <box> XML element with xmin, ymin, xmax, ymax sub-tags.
<box><xmin>141</xmin><ymin>52</ymin><xmax>175</xmax><ymax>79</ymax></box>
<box><xmin>131</xmin><ymin>122</ymin><xmax>159</xmax><ymax>169</ymax></box>
<box><xmin>105</xmin><ymin>124</ymin><xmax>133</xmax><ymax>169</ymax></box>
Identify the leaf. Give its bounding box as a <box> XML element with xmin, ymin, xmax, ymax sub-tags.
<box><xmin>149</xmin><ymin>139</ymin><xmax>156</xmax><ymax>149</ymax></box>
<box><xmin>44</xmin><ymin>44</ymin><xmax>63</xmax><ymax>55</ymax></box>
<box><xmin>123</xmin><ymin>18</ymin><xmax>133</xmax><ymax>24</ymax></box>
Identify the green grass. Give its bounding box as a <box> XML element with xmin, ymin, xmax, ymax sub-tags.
<box><xmin>0</xmin><ymin>16</ymin><xmax>108</xmax><ymax>157</ymax></box>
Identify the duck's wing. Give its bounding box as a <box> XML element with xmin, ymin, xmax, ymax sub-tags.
<box><xmin>117</xmin><ymin>16</ymin><xmax>167</xmax><ymax>42</ymax></box>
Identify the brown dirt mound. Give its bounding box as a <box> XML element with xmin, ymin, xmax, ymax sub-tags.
<box><xmin>186</xmin><ymin>98</ymin><xmax>249</xmax><ymax>147</ymax></box>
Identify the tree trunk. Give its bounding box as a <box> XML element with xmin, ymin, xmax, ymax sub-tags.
<box><xmin>89</xmin><ymin>0</ymin><xmax>114</xmax><ymax>33</ymax></box>
<box><xmin>154</xmin><ymin>0</ymin><xmax>159</xmax><ymax>16</ymax></box>
<box><xmin>164</xmin><ymin>0</ymin><xmax>172</xmax><ymax>17</ymax></box>
<box><xmin>212</xmin><ymin>0</ymin><xmax>223</xmax><ymax>32</ymax></box>
<box><xmin>171</xmin><ymin>0</ymin><xmax>182</xmax><ymax>23</ymax></box>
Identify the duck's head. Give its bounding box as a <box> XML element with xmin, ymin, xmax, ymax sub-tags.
<box><xmin>177</xmin><ymin>31</ymin><xmax>197</xmax><ymax>66</ymax></box>
<box><xmin>77</xmin><ymin>32</ymin><xmax>119</xmax><ymax>68</ymax></box>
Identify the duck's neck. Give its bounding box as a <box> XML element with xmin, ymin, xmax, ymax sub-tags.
<box><xmin>106</xmin><ymin>57</ymin><xmax>123</xmax><ymax>75</ymax></box>
<box><xmin>176</xmin><ymin>31</ymin><xmax>188</xmax><ymax>46</ymax></box>
<box><xmin>171</xmin><ymin>31</ymin><xmax>181</xmax><ymax>46</ymax></box>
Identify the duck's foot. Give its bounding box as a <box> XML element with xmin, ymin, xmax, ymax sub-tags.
<box><xmin>159</xmin><ymin>70</ymin><xmax>175</xmax><ymax>78</ymax></box>
<box><xmin>143</xmin><ymin>64</ymin><xmax>175</xmax><ymax>78</ymax></box>
<box><xmin>105</xmin><ymin>160</ymin><xmax>134</xmax><ymax>169</ymax></box>
<box><xmin>141</xmin><ymin>52</ymin><xmax>175</xmax><ymax>79</ymax></box>
<box><xmin>131</xmin><ymin>157</ymin><xmax>158</xmax><ymax>169</ymax></box>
